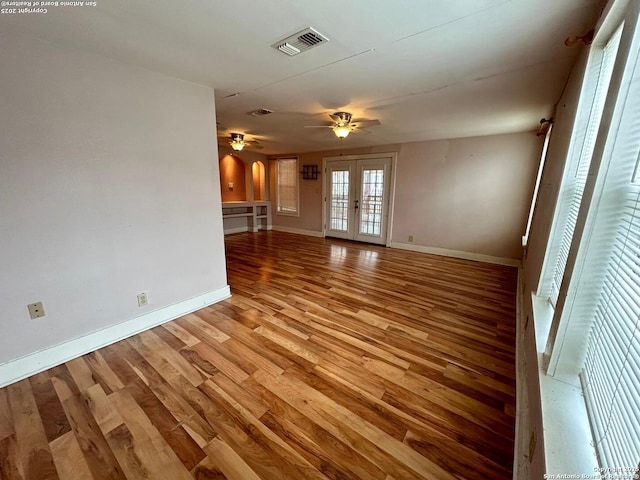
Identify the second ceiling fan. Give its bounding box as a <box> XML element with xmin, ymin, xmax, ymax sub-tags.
<box><xmin>218</xmin><ymin>132</ymin><xmax>263</xmax><ymax>152</ymax></box>
<box><xmin>305</xmin><ymin>112</ymin><xmax>380</xmax><ymax>138</ymax></box>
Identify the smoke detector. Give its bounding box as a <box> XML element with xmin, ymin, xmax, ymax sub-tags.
<box><xmin>272</xmin><ymin>27</ymin><xmax>329</xmax><ymax>57</ymax></box>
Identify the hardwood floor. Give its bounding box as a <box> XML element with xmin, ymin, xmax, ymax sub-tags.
<box><xmin>0</xmin><ymin>231</ymin><xmax>518</xmax><ymax>480</ymax></box>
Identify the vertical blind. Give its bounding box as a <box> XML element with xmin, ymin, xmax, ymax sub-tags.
<box><xmin>548</xmin><ymin>30</ymin><xmax>622</xmax><ymax>306</ymax></box>
<box><xmin>276</xmin><ymin>158</ymin><xmax>298</xmax><ymax>214</ymax></box>
<box><xmin>579</xmin><ymin>22</ymin><xmax>640</xmax><ymax>471</ymax></box>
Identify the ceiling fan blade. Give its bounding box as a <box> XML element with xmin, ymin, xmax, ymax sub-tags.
<box><xmin>304</xmin><ymin>125</ymin><xmax>334</xmax><ymax>128</ymax></box>
<box><xmin>352</xmin><ymin>119</ymin><xmax>381</xmax><ymax>127</ymax></box>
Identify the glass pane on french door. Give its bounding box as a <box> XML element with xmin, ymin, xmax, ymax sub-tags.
<box><xmin>326</xmin><ymin>161</ymin><xmax>355</xmax><ymax>240</ymax></box>
<box><xmin>330</xmin><ymin>170</ymin><xmax>350</xmax><ymax>232</ymax></box>
<box><xmin>359</xmin><ymin>168</ymin><xmax>384</xmax><ymax>236</ymax></box>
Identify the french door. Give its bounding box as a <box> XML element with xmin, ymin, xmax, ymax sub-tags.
<box><xmin>325</xmin><ymin>157</ymin><xmax>392</xmax><ymax>245</ymax></box>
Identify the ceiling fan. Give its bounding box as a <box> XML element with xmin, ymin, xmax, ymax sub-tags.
<box><xmin>219</xmin><ymin>132</ymin><xmax>263</xmax><ymax>151</ymax></box>
<box><xmin>304</xmin><ymin>112</ymin><xmax>381</xmax><ymax>138</ymax></box>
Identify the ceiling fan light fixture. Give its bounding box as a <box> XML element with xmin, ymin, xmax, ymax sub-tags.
<box><xmin>230</xmin><ymin>133</ymin><xmax>245</xmax><ymax>151</ymax></box>
<box><xmin>333</xmin><ymin>125</ymin><xmax>351</xmax><ymax>138</ymax></box>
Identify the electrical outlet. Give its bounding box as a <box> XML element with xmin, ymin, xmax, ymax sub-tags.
<box><xmin>28</xmin><ymin>301</ymin><xmax>45</xmax><ymax>319</ymax></box>
<box><xmin>408</xmin><ymin>235</ymin><xmax>414</xmax><ymax>243</ymax></box>
<box><xmin>137</xmin><ymin>292</ymin><xmax>148</xmax><ymax>307</ymax></box>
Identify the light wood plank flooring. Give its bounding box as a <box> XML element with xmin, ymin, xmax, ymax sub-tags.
<box><xmin>0</xmin><ymin>231</ymin><xmax>517</xmax><ymax>479</ymax></box>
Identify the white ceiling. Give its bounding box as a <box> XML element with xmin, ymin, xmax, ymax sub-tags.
<box><xmin>6</xmin><ymin>0</ymin><xmax>603</xmax><ymax>154</ymax></box>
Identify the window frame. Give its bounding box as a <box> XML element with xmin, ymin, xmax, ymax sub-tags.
<box><xmin>538</xmin><ymin>27</ymin><xmax>622</xmax><ymax>306</ymax></box>
<box><xmin>545</xmin><ymin>7</ymin><xmax>630</xmax><ymax>377</ymax></box>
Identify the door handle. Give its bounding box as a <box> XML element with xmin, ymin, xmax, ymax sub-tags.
<box><xmin>354</xmin><ymin>199</ymin><xmax>359</xmax><ymax>210</ymax></box>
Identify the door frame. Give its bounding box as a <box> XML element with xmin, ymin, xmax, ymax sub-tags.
<box><xmin>322</xmin><ymin>152</ymin><xmax>397</xmax><ymax>247</ymax></box>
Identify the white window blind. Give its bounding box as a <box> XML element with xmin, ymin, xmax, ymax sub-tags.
<box><xmin>578</xmin><ymin>25</ymin><xmax>640</xmax><ymax>471</ymax></box>
<box><xmin>276</xmin><ymin>158</ymin><xmax>298</xmax><ymax>215</ymax></box>
<box><xmin>546</xmin><ymin>30</ymin><xmax>621</xmax><ymax>306</ymax></box>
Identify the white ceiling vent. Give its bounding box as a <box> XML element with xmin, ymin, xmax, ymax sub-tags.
<box><xmin>272</xmin><ymin>27</ymin><xmax>329</xmax><ymax>57</ymax></box>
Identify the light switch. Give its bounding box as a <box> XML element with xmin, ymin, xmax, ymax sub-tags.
<box><xmin>228</xmin><ymin>182</ymin><xmax>234</xmax><ymax>189</ymax></box>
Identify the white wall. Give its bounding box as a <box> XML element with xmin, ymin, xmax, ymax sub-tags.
<box><xmin>393</xmin><ymin>133</ymin><xmax>541</xmax><ymax>260</ymax></box>
<box><xmin>0</xmin><ymin>31</ymin><xmax>227</xmax><ymax>367</ymax></box>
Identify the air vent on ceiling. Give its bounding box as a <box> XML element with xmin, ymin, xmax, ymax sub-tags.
<box><xmin>278</xmin><ymin>43</ymin><xmax>301</xmax><ymax>56</ymax></box>
<box><xmin>250</xmin><ymin>108</ymin><xmax>274</xmax><ymax>117</ymax></box>
<box><xmin>272</xmin><ymin>27</ymin><xmax>329</xmax><ymax>57</ymax></box>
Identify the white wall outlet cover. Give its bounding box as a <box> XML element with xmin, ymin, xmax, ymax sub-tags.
<box><xmin>137</xmin><ymin>292</ymin><xmax>149</xmax><ymax>307</ymax></box>
<box><xmin>28</xmin><ymin>302</ymin><xmax>45</xmax><ymax>319</ymax></box>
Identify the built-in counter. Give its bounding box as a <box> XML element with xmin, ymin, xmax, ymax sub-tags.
<box><xmin>222</xmin><ymin>201</ymin><xmax>272</xmax><ymax>235</ymax></box>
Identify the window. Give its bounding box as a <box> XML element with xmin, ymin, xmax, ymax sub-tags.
<box><xmin>539</xmin><ymin>28</ymin><xmax>621</xmax><ymax>306</ymax></box>
<box><xmin>275</xmin><ymin>157</ymin><xmax>299</xmax><ymax>215</ymax></box>
<box><xmin>545</xmin><ymin>3</ymin><xmax>640</xmax><ymax>471</ymax></box>
<box><xmin>577</xmin><ymin>31</ymin><xmax>640</xmax><ymax>470</ymax></box>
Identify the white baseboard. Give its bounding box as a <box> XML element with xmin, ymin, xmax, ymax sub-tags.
<box><xmin>271</xmin><ymin>226</ymin><xmax>324</xmax><ymax>238</ymax></box>
<box><xmin>224</xmin><ymin>226</ymin><xmax>272</xmax><ymax>235</ymax></box>
<box><xmin>390</xmin><ymin>241</ymin><xmax>521</xmax><ymax>267</ymax></box>
<box><xmin>0</xmin><ymin>285</ymin><xmax>231</xmax><ymax>388</ymax></box>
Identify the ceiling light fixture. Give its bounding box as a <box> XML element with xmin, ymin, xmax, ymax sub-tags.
<box><xmin>332</xmin><ymin>125</ymin><xmax>352</xmax><ymax>138</ymax></box>
<box><xmin>230</xmin><ymin>133</ymin><xmax>245</xmax><ymax>151</ymax></box>
<box><xmin>331</xmin><ymin>112</ymin><xmax>354</xmax><ymax>138</ymax></box>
